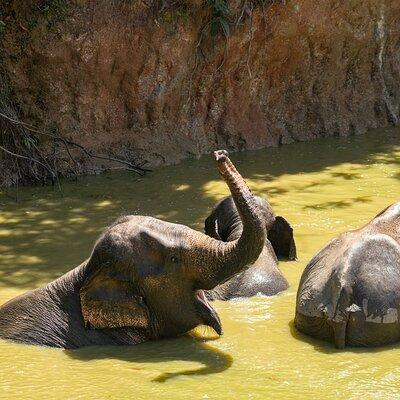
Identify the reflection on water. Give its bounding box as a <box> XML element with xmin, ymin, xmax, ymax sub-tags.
<box><xmin>0</xmin><ymin>127</ymin><xmax>400</xmax><ymax>399</ymax></box>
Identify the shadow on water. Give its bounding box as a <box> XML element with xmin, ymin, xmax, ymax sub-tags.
<box><xmin>0</xmin><ymin>127</ymin><xmax>399</xmax><ymax>291</ymax></box>
<box><xmin>65</xmin><ymin>335</ymin><xmax>233</xmax><ymax>383</ymax></box>
<box><xmin>330</xmin><ymin>171</ymin><xmax>361</xmax><ymax>180</ymax></box>
<box><xmin>303</xmin><ymin>195</ymin><xmax>373</xmax><ymax>211</ymax></box>
<box><xmin>288</xmin><ymin>320</ymin><xmax>400</xmax><ymax>355</ymax></box>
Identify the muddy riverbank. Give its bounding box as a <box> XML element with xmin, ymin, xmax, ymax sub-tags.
<box><xmin>1</xmin><ymin>0</ymin><xmax>399</xmax><ymax>184</ymax></box>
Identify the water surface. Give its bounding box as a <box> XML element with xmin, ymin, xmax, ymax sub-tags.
<box><xmin>1</xmin><ymin>128</ymin><xmax>400</xmax><ymax>399</ymax></box>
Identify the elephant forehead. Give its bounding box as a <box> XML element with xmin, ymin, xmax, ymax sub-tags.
<box><xmin>218</xmin><ymin>195</ymin><xmax>275</xmax><ymax>223</ymax></box>
<box><xmin>136</xmin><ymin>224</ymin><xmax>192</xmax><ymax>251</ymax></box>
<box><xmin>110</xmin><ymin>216</ymin><xmax>191</xmax><ymax>249</ymax></box>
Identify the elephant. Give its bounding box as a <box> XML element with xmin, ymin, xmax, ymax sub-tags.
<box><xmin>204</xmin><ymin>195</ymin><xmax>296</xmax><ymax>300</ymax></box>
<box><xmin>0</xmin><ymin>150</ymin><xmax>266</xmax><ymax>349</ymax></box>
<box><xmin>295</xmin><ymin>201</ymin><xmax>400</xmax><ymax>348</ymax></box>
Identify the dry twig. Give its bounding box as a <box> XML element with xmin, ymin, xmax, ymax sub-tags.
<box><xmin>0</xmin><ymin>110</ymin><xmax>151</xmax><ymax>189</ymax></box>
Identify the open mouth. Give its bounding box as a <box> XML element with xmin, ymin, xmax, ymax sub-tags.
<box><xmin>196</xmin><ymin>290</ymin><xmax>222</xmax><ymax>335</ymax></box>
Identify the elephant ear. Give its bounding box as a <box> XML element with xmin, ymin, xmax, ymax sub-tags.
<box><xmin>80</xmin><ymin>260</ymin><xmax>150</xmax><ymax>330</ymax></box>
<box><xmin>267</xmin><ymin>216</ymin><xmax>297</xmax><ymax>260</ymax></box>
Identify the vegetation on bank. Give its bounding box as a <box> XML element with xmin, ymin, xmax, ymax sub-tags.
<box><xmin>0</xmin><ymin>0</ymin><xmax>281</xmax><ymax>188</ymax></box>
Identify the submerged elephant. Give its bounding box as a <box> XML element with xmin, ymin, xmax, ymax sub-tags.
<box><xmin>205</xmin><ymin>196</ymin><xmax>296</xmax><ymax>300</ymax></box>
<box><xmin>295</xmin><ymin>202</ymin><xmax>400</xmax><ymax>348</ymax></box>
<box><xmin>0</xmin><ymin>150</ymin><xmax>266</xmax><ymax>349</ymax></box>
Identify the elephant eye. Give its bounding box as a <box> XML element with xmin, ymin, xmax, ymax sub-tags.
<box><xmin>170</xmin><ymin>255</ymin><xmax>179</xmax><ymax>263</ymax></box>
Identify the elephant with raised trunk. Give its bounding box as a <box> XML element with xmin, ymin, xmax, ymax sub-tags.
<box><xmin>295</xmin><ymin>202</ymin><xmax>400</xmax><ymax>348</ymax></box>
<box><xmin>205</xmin><ymin>196</ymin><xmax>296</xmax><ymax>300</ymax></box>
<box><xmin>0</xmin><ymin>150</ymin><xmax>266</xmax><ymax>349</ymax></box>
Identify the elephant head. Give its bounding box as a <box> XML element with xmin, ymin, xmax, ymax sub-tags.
<box><xmin>203</xmin><ymin>194</ymin><xmax>295</xmax><ymax>300</ymax></box>
<box><xmin>79</xmin><ymin>150</ymin><xmax>266</xmax><ymax>340</ymax></box>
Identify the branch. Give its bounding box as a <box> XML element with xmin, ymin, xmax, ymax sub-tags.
<box><xmin>0</xmin><ymin>144</ymin><xmax>55</xmax><ymax>177</ymax></box>
<box><xmin>0</xmin><ymin>111</ymin><xmax>151</xmax><ymax>176</ymax></box>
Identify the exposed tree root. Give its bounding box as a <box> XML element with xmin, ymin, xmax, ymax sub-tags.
<box><xmin>0</xmin><ymin>110</ymin><xmax>151</xmax><ymax>189</ymax></box>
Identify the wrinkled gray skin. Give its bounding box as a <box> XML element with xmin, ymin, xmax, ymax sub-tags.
<box><xmin>0</xmin><ymin>151</ymin><xmax>266</xmax><ymax>349</ymax></box>
<box><xmin>205</xmin><ymin>196</ymin><xmax>296</xmax><ymax>300</ymax></box>
<box><xmin>295</xmin><ymin>201</ymin><xmax>400</xmax><ymax>348</ymax></box>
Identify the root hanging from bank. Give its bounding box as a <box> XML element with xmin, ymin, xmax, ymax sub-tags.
<box><xmin>187</xmin><ymin>0</ymin><xmax>280</xmax><ymax>100</ymax></box>
<box><xmin>0</xmin><ymin>61</ymin><xmax>150</xmax><ymax>189</ymax></box>
<box><xmin>0</xmin><ymin>98</ymin><xmax>151</xmax><ymax>190</ymax></box>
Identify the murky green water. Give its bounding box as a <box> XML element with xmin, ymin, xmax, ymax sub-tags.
<box><xmin>0</xmin><ymin>128</ymin><xmax>400</xmax><ymax>399</ymax></box>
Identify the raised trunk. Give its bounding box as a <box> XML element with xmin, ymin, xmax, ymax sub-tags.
<box><xmin>190</xmin><ymin>150</ymin><xmax>266</xmax><ymax>289</ymax></box>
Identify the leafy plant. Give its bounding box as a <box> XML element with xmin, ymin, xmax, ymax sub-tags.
<box><xmin>158</xmin><ymin>2</ymin><xmax>190</xmax><ymax>35</ymax></box>
<box><xmin>21</xmin><ymin>135</ymin><xmax>37</xmax><ymax>150</ymax></box>
<box><xmin>40</xmin><ymin>0</ymin><xmax>69</xmax><ymax>29</ymax></box>
<box><xmin>207</xmin><ymin>0</ymin><xmax>232</xmax><ymax>38</ymax></box>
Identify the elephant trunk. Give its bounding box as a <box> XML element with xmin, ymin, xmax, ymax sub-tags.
<box><xmin>190</xmin><ymin>150</ymin><xmax>266</xmax><ymax>289</ymax></box>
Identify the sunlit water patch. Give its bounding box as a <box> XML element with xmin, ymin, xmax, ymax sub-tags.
<box><xmin>1</xmin><ymin>127</ymin><xmax>400</xmax><ymax>399</ymax></box>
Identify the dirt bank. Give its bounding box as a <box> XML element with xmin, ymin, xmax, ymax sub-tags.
<box><xmin>1</xmin><ymin>0</ymin><xmax>399</xmax><ymax>183</ymax></box>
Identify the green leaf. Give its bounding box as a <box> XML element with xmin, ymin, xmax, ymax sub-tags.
<box><xmin>210</xmin><ymin>18</ymin><xmax>220</xmax><ymax>37</ymax></box>
<box><xmin>220</xmin><ymin>18</ymin><xmax>230</xmax><ymax>37</ymax></box>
